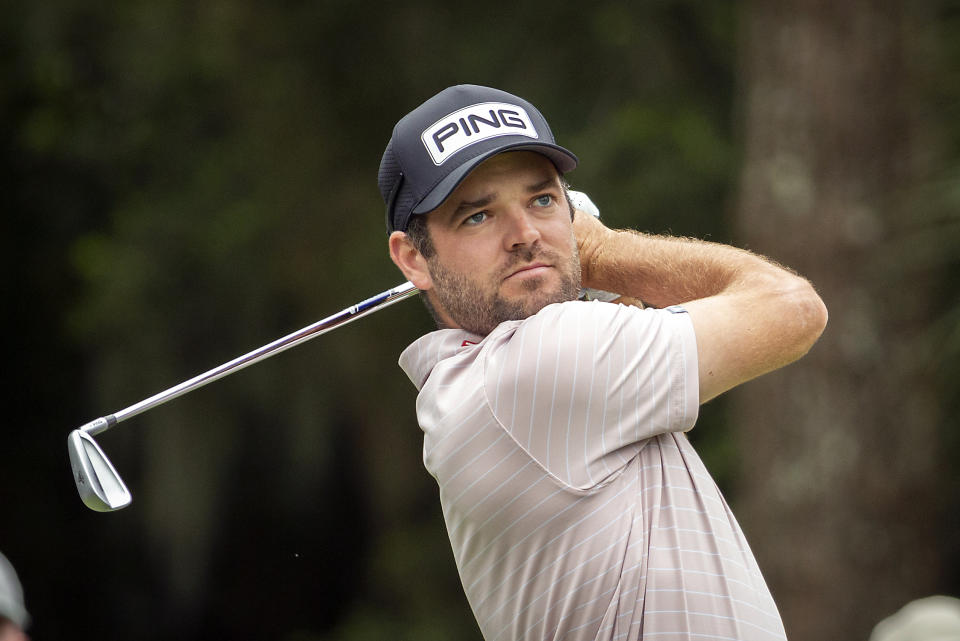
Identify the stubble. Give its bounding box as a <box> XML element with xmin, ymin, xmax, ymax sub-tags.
<box><xmin>426</xmin><ymin>244</ymin><xmax>582</xmax><ymax>336</ymax></box>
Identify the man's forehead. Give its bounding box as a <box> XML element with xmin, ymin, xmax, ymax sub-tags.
<box><xmin>445</xmin><ymin>152</ymin><xmax>561</xmax><ymax>201</ymax></box>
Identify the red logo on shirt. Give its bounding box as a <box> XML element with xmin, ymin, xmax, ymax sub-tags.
<box><xmin>461</xmin><ymin>340</ymin><xmax>478</xmax><ymax>347</ymax></box>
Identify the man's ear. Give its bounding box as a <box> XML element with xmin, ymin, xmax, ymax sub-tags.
<box><xmin>389</xmin><ymin>231</ymin><xmax>433</xmax><ymax>291</ymax></box>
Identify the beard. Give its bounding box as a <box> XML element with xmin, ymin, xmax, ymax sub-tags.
<box><xmin>426</xmin><ymin>243</ymin><xmax>582</xmax><ymax>336</ymax></box>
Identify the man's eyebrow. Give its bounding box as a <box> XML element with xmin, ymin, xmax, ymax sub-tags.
<box><xmin>452</xmin><ymin>194</ymin><xmax>496</xmax><ymax>217</ymax></box>
<box><xmin>526</xmin><ymin>176</ymin><xmax>560</xmax><ymax>192</ymax></box>
<box><xmin>449</xmin><ymin>176</ymin><xmax>560</xmax><ymax>219</ymax></box>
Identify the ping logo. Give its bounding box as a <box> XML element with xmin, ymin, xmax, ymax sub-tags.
<box><xmin>421</xmin><ymin>102</ymin><xmax>539</xmax><ymax>165</ymax></box>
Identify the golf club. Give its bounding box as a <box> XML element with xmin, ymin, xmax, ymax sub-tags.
<box><xmin>68</xmin><ymin>280</ymin><xmax>419</xmax><ymax>512</ymax></box>
<box><xmin>67</xmin><ymin>191</ymin><xmax>611</xmax><ymax>512</ymax></box>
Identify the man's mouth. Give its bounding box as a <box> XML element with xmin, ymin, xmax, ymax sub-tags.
<box><xmin>504</xmin><ymin>262</ymin><xmax>552</xmax><ymax>281</ymax></box>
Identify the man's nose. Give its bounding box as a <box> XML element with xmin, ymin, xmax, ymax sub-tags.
<box><xmin>503</xmin><ymin>207</ymin><xmax>541</xmax><ymax>249</ymax></box>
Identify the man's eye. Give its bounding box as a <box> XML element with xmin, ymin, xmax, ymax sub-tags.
<box><xmin>534</xmin><ymin>195</ymin><xmax>554</xmax><ymax>207</ymax></box>
<box><xmin>464</xmin><ymin>212</ymin><xmax>487</xmax><ymax>226</ymax></box>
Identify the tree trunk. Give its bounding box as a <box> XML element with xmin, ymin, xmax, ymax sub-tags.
<box><xmin>733</xmin><ymin>2</ymin><xmax>942</xmax><ymax>639</ymax></box>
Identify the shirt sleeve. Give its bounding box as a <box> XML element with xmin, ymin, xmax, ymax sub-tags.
<box><xmin>482</xmin><ymin>300</ymin><xmax>699</xmax><ymax>490</ymax></box>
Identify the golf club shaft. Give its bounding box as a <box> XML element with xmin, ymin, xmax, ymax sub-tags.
<box><xmin>82</xmin><ymin>281</ymin><xmax>419</xmax><ymax>436</ymax></box>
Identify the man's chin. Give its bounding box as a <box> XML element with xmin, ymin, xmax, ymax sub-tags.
<box><xmin>443</xmin><ymin>287</ymin><xmax>575</xmax><ymax>336</ymax></box>
<box><xmin>503</xmin><ymin>283</ymin><xmax>578</xmax><ymax>316</ymax></box>
<box><xmin>430</xmin><ymin>263</ymin><xmax>581</xmax><ymax>335</ymax></box>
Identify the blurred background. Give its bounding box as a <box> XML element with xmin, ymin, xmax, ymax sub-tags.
<box><xmin>2</xmin><ymin>1</ymin><xmax>958</xmax><ymax>639</ymax></box>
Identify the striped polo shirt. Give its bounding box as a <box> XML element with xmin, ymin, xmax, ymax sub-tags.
<box><xmin>399</xmin><ymin>300</ymin><xmax>786</xmax><ymax>641</ymax></box>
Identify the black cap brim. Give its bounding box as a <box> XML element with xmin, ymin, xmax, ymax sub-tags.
<box><xmin>410</xmin><ymin>142</ymin><xmax>578</xmax><ymax>216</ymax></box>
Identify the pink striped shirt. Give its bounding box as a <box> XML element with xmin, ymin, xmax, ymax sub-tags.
<box><xmin>399</xmin><ymin>300</ymin><xmax>786</xmax><ymax>641</ymax></box>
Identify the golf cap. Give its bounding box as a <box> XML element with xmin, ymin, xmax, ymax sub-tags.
<box><xmin>379</xmin><ymin>84</ymin><xmax>578</xmax><ymax>233</ymax></box>
<box><xmin>0</xmin><ymin>551</ymin><xmax>29</xmax><ymax>629</ymax></box>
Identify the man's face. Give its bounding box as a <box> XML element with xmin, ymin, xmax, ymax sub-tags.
<box><xmin>419</xmin><ymin>151</ymin><xmax>582</xmax><ymax>335</ymax></box>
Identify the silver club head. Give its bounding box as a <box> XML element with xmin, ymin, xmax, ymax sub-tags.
<box><xmin>67</xmin><ymin>429</ymin><xmax>132</xmax><ymax>511</ymax></box>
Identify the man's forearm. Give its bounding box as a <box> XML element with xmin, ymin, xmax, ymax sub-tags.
<box><xmin>580</xmin><ymin>229</ymin><xmax>776</xmax><ymax>308</ymax></box>
<box><xmin>573</xmin><ymin>210</ymin><xmax>828</xmax><ymax>402</ymax></box>
<box><xmin>574</xmin><ymin>212</ymin><xmax>793</xmax><ymax>308</ymax></box>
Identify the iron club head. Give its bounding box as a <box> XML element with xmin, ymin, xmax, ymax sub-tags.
<box><xmin>65</xmin><ymin>281</ymin><xmax>419</xmax><ymax>512</ymax></box>
<box><xmin>67</xmin><ymin>429</ymin><xmax>132</xmax><ymax>511</ymax></box>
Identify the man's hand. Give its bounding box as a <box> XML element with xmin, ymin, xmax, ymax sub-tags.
<box><xmin>572</xmin><ymin>209</ymin><xmax>643</xmax><ymax>308</ymax></box>
<box><xmin>568</xmin><ymin>192</ymin><xmax>638</xmax><ymax>306</ymax></box>
<box><xmin>572</xmin><ymin>208</ymin><xmax>614</xmax><ymax>290</ymax></box>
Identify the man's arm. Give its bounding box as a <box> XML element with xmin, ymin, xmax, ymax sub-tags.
<box><xmin>573</xmin><ymin>210</ymin><xmax>828</xmax><ymax>404</ymax></box>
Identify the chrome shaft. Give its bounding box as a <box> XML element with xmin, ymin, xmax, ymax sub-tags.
<box><xmin>91</xmin><ymin>281</ymin><xmax>418</xmax><ymax>433</ymax></box>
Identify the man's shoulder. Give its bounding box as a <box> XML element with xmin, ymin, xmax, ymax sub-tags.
<box><xmin>517</xmin><ymin>299</ymin><xmax>653</xmax><ymax>332</ymax></box>
<box><xmin>398</xmin><ymin>302</ymin><xmax>689</xmax><ymax>390</ymax></box>
<box><xmin>398</xmin><ymin>328</ymin><xmax>482</xmax><ymax>390</ymax></box>
<box><xmin>491</xmin><ymin>300</ymin><xmax>696</xmax><ymax>378</ymax></box>
<box><xmin>484</xmin><ymin>301</ymin><xmax>646</xmax><ymax>367</ymax></box>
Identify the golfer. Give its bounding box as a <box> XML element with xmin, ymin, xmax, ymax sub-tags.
<box><xmin>379</xmin><ymin>84</ymin><xmax>827</xmax><ymax>641</ymax></box>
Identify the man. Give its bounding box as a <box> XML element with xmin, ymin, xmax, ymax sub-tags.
<box><xmin>0</xmin><ymin>552</ymin><xmax>29</xmax><ymax>641</ymax></box>
<box><xmin>379</xmin><ymin>84</ymin><xmax>827</xmax><ymax>640</ymax></box>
